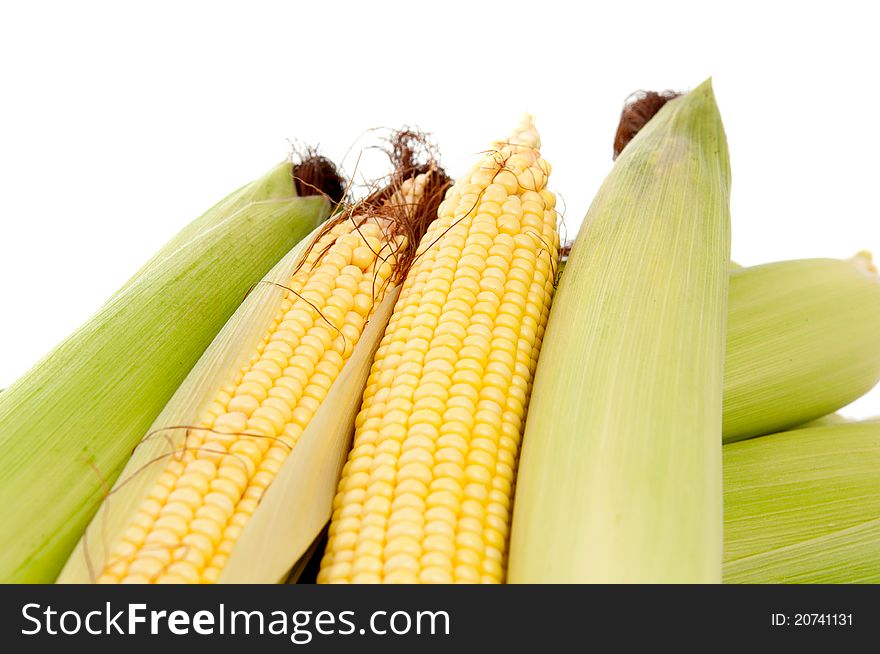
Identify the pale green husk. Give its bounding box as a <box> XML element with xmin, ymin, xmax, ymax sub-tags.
<box><xmin>723</xmin><ymin>256</ymin><xmax>880</xmax><ymax>442</ymax></box>
<box><xmin>0</xmin><ymin>163</ymin><xmax>329</xmax><ymax>583</ymax></box>
<box><xmin>508</xmin><ymin>79</ymin><xmax>731</xmax><ymax>583</ymax></box>
<box><xmin>723</xmin><ymin>421</ymin><xmax>880</xmax><ymax>583</ymax></box>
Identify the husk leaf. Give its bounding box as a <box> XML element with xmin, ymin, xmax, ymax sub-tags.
<box><xmin>723</xmin><ymin>421</ymin><xmax>880</xmax><ymax>583</ymax></box>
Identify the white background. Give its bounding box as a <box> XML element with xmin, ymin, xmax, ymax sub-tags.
<box><xmin>1</xmin><ymin>1</ymin><xmax>878</xmax><ymax>416</ymax></box>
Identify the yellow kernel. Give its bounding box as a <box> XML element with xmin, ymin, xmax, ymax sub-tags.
<box><xmin>249</xmin><ymin>406</ymin><xmax>285</xmax><ymax>434</ymax></box>
<box><xmin>305</xmin><ymin>327</ymin><xmax>334</xmax><ymax>352</ymax></box>
<box><xmin>209</xmin><ymin>552</ymin><xmax>230</xmax><ymax>571</ymax></box>
<box><xmin>423</xmin><ymin>498</ymin><xmax>458</xmax><ymax>526</ymax></box>
<box><xmin>238</xmin><ymin>498</ymin><xmax>259</xmax><ymax>516</ymax></box>
<box><xmin>495</xmin><ymin>214</ymin><xmax>519</xmax><ymax>235</ymax></box>
<box><xmin>354</xmin><ymin>539</ymin><xmax>382</xmax><ymax>558</ymax></box>
<box><xmin>250</xmin><ymin>470</ymin><xmax>275</xmax><ymax>490</ymax></box>
<box><xmin>144</xmin><ymin>529</ymin><xmax>180</xmax><ymax>549</ymax></box>
<box><xmin>334</xmin><ymin>271</ymin><xmax>360</xmax><ymax>294</ymax></box>
<box><xmin>180</xmin><ymin>459</ymin><xmax>215</xmax><ymax>479</ymax></box>
<box><xmin>269</xmin><ymin>329</ymin><xmax>300</xmax><ymax>348</ymax></box>
<box><xmin>213</xmin><ymin>412</ymin><xmax>248</xmax><ymax>434</ymax></box>
<box><xmin>110</xmin><ymin>540</ymin><xmax>139</xmax><ymax>561</ymax></box>
<box><xmin>423</xmin><ymin>531</ymin><xmax>457</xmax><ymax>557</ymax></box>
<box><xmin>491</xmin><ymin>169</ymin><xmax>519</xmax><ymax>194</ymax></box>
<box><xmin>384</xmin><ymin>552</ymin><xmax>420</xmax><ymax>574</ymax></box>
<box><xmin>226</xmin><ymin>394</ymin><xmax>257</xmax><ymax>416</ymax></box>
<box><xmin>127</xmin><ymin>557</ymin><xmax>166</xmax><ymax>579</ymax></box>
<box><xmin>351</xmin><ymin>556</ymin><xmax>382</xmax><ymax>576</ymax></box>
<box><xmin>174</xmin><ymin>471</ymin><xmax>210</xmax><ymax>495</ymax></box>
<box><xmin>167</xmin><ymin>487</ymin><xmax>203</xmax><ymax>510</ymax></box>
<box><xmin>275</xmin><ymin>375</ymin><xmax>305</xmax><ymax>399</ymax></box>
<box><xmin>163</xmin><ymin>561</ymin><xmax>200</xmax><ymax>584</ymax></box>
<box><xmin>172</xmin><ymin>545</ymin><xmax>206</xmax><ymax>569</ymax></box>
<box><xmin>252</xmin><ymin>359</ymin><xmax>282</xmax><ymax>380</ymax></box>
<box><xmin>259</xmin><ymin>347</ymin><xmax>289</xmax><ymax>370</ymax></box>
<box><xmin>157</xmin><ymin>504</ymin><xmax>192</xmax><ymax>526</ymax></box>
<box><xmin>418</xmin><ymin>567</ymin><xmax>453</xmax><ymax>584</ymax></box>
<box><xmin>352</xmin><ymin>246</ymin><xmax>375</xmax><ymax>269</ymax></box>
<box><xmin>463</xmin><ymin>482</ymin><xmax>489</xmax><ymax>503</ymax></box>
<box><xmin>203</xmin><ymin>491</ymin><xmax>236</xmax><ymax>514</ymax></box>
<box><xmin>190</xmin><ymin>518</ymin><xmax>223</xmax><ymax>545</ymax></box>
<box><xmin>384</xmin><ymin>540</ymin><xmax>423</xmax><ymax>559</ymax></box>
<box><xmin>152</xmin><ymin>515</ymin><xmax>189</xmax><ymax>538</ymax></box>
<box><xmin>242</xmin><ymin>370</ymin><xmax>273</xmax><ymax>389</ymax></box>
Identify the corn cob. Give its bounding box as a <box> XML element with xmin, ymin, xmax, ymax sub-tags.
<box><xmin>723</xmin><ymin>421</ymin><xmax>880</xmax><ymax>583</ymax></box>
<box><xmin>0</xmin><ymin>162</ymin><xmax>334</xmax><ymax>583</ymax></box>
<box><xmin>723</xmin><ymin>253</ymin><xmax>880</xmax><ymax>442</ymax></box>
<box><xmin>318</xmin><ymin>116</ymin><xmax>559</xmax><ymax>584</ymax></box>
<box><xmin>59</xmin><ymin>142</ymin><xmax>450</xmax><ymax>584</ymax></box>
<box><xmin>508</xmin><ymin>79</ymin><xmax>730</xmax><ymax>583</ymax></box>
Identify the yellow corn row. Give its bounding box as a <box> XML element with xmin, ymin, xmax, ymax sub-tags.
<box><xmin>318</xmin><ymin>116</ymin><xmax>559</xmax><ymax>584</ymax></box>
<box><xmin>59</xmin><ymin>152</ymin><xmax>450</xmax><ymax>584</ymax></box>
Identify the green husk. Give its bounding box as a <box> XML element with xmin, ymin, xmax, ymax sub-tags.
<box><xmin>723</xmin><ymin>255</ymin><xmax>880</xmax><ymax>443</ymax></box>
<box><xmin>0</xmin><ymin>163</ymin><xmax>330</xmax><ymax>583</ymax></box>
<box><xmin>723</xmin><ymin>421</ymin><xmax>880</xmax><ymax>583</ymax></box>
<box><xmin>508</xmin><ymin>79</ymin><xmax>730</xmax><ymax>583</ymax></box>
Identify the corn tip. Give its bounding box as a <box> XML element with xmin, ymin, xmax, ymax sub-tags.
<box><xmin>850</xmin><ymin>250</ymin><xmax>877</xmax><ymax>275</ymax></box>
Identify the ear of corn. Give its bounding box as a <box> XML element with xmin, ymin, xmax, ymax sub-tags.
<box><xmin>0</xmin><ymin>164</ymin><xmax>330</xmax><ymax>583</ymax></box>
<box><xmin>508</xmin><ymin>79</ymin><xmax>730</xmax><ymax>583</ymax></box>
<box><xmin>317</xmin><ymin>116</ymin><xmax>559</xmax><ymax>584</ymax></box>
<box><xmin>723</xmin><ymin>421</ymin><xmax>880</xmax><ymax>583</ymax></box>
<box><xmin>59</xmin><ymin>162</ymin><xmax>450</xmax><ymax>584</ymax></box>
<box><xmin>723</xmin><ymin>254</ymin><xmax>880</xmax><ymax>442</ymax></box>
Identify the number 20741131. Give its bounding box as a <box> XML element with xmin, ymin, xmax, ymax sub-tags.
<box><xmin>771</xmin><ymin>613</ymin><xmax>852</xmax><ymax>627</ymax></box>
